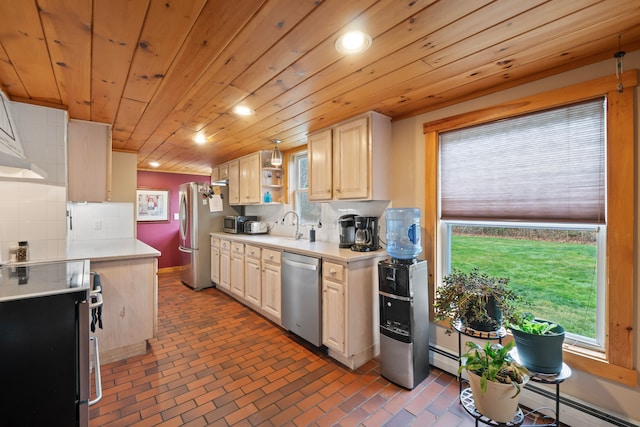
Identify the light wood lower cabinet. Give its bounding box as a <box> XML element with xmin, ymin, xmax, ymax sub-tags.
<box><xmin>230</xmin><ymin>242</ymin><xmax>245</xmax><ymax>298</ymax></box>
<box><xmin>322</xmin><ymin>276</ymin><xmax>345</xmax><ymax>354</ymax></box>
<box><xmin>219</xmin><ymin>240</ymin><xmax>231</xmax><ymax>291</ymax></box>
<box><xmin>210</xmin><ymin>235</ymin><xmax>383</xmax><ymax>369</ymax></box>
<box><xmin>210</xmin><ymin>237</ymin><xmax>220</xmax><ymax>285</ymax></box>
<box><xmin>261</xmin><ymin>248</ymin><xmax>282</xmax><ymax>322</ymax></box>
<box><xmin>322</xmin><ymin>257</ymin><xmax>384</xmax><ymax>369</ymax></box>
<box><xmin>212</xmin><ymin>237</ymin><xmax>282</xmax><ymax>325</ymax></box>
<box><xmin>91</xmin><ymin>256</ymin><xmax>158</xmax><ymax>364</ymax></box>
<box><xmin>244</xmin><ymin>245</ymin><xmax>262</xmax><ymax>308</ymax></box>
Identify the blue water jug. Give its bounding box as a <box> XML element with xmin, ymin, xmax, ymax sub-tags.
<box><xmin>385</xmin><ymin>208</ymin><xmax>422</xmax><ymax>259</ymax></box>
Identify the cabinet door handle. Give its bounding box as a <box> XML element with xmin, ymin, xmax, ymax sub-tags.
<box><xmin>330</xmin><ymin>269</ymin><xmax>336</xmax><ymax>274</ymax></box>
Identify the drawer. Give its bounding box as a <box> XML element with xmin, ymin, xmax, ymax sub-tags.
<box><xmin>323</xmin><ymin>261</ymin><xmax>345</xmax><ymax>283</ymax></box>
<box><xmin>231</xmin><ymin>242</ymin><xmax>244</xmax><ymax>254</ymax></box>
<box><xmin>220</xmin><ymin>240</ymin><xmax>231</xmax><ymax>251</ymax></box>
<box><xmin>245</xmin><ymin>244</ymin><xmax>261</xmax><ymax>259</ymax></box>
<box><xmin>261</xmin><ymin>248</ymin><xmax>281</xmax><ymax>264</ymax></box>
<box><xmin>210</xmin><ymin>237</ymin><xmax>219</xmax><ymax>248</ymax></box>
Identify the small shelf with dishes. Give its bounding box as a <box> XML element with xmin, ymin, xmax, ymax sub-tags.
<box><xmin>260</xmin><ymin>159</ymin><xmax>283</xmax><ymax>203</ymax></box>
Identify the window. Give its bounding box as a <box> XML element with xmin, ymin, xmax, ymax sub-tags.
<box><xmin>439</xmin><ymin>99</ymin><xmax>606</xmax><ymax>349</ymax></box>
<box><xmin>292</xmin><ymin>151</ymin><xmax>321</xmax><ymax>224</ymax></box>
<box><xmin>423</xmin><ymin>72</ymin><xmax>637</xmax><ymax>386</ymax></box>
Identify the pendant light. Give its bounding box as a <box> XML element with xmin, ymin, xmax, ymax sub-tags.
<box><xmin>271</xmin><ymin>139</ymin><xmax>283</xmax><ymax>167</ymax></box>
<box><xmin>614</xmin><ymin>34</ymin><xmax>625</xmax><ymax>93</ymax></box>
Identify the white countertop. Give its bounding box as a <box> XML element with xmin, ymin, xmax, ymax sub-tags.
<box><xmin>210</xmin><ymin>232</ymin><xmax>389</xmax><ymax>262</ymax></box>
<box><xmin>66</xmin><ymin>238</ymin><xmax>161</xmax><ymax>262</ymax></box>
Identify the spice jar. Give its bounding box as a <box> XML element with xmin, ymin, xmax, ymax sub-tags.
<box><xmin>16</xmin><ymin>241</ymin><xmax>29</xmax><ymax>262</ymax></box>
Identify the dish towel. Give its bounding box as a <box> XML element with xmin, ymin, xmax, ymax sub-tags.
<box><xmin>209</xmin><ymin>195</ymin><xmax>223</xmax><ymax>212</ymax></box>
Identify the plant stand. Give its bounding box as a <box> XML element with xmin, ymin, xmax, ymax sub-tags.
<box><xmin>461</xmin><ymin>387</ymin><xmax>524</xmax><ymax>427</ymax></box>
<box><xmin>512</xmin><ymin>349</ymin><xmax>572</xmax><ymax>427</ymax></box>
<box><xmin>456</xmin><ymin>322</ymin><xmax>572</xmax><ymax>427</ymax></box>
<box><xmin>455</xmin><ymin>320</ymin><xmax>508</xmax><ymax>398</ymax></box>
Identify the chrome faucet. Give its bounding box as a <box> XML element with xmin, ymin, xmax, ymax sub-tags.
<box><xmin>282</xmin><ymin>210</ymin><xmax>303</xmax><ymax>239</ymax></box>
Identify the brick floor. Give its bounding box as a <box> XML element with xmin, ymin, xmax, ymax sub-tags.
<box><xmin>89</xmin><ymin>271</ymin><xmax>555</xmax><ymax>426</ymax></box>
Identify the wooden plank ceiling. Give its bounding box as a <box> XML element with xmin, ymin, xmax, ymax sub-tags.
<box><xmin>0</xmin><ymin>0</ymin><xmax>639</xmax><ymax>175</ymax></box>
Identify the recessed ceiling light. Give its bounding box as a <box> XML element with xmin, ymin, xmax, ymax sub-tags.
<box><xmin>194</xmin><ymin>133</ymin><xmax>207</xmax><ymax>144</ymax></box>
<box><xmin>233</xmin><ymin>105</ymin><xmax>255</xmax><ymax>116</ymax></box>
<box><xmin>149</xmin><ymin>161</ymin><xmax>160</xmax><ymax>168</ymax></box>
<box><xmin>335</xmin><ymin>30</ymin><xmax>372</xmax><ymax>55</ymax></box>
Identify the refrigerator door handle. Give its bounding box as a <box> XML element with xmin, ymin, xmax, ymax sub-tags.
<box><xmin>179</xmin><ymin>245</ymin><xmax>194</xmax><ymax>253</ymax></box>
<box><xmin>89</xmin><ymin>336</ymin><xmax>102</xmax><ymax>406</ymax></box>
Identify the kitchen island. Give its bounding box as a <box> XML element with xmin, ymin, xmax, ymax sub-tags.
<box><xmin>67</xmin><ymin>238</ymin><xmax>161</xmax><ymax>364</ymax></box>
<box><xmin>210</xmin><ymin>232</ymin><xmax>389</xmax><ymax>369</ymax></box>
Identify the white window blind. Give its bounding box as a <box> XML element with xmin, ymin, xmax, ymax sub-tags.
<box><xmin>439</xmin><ymin>98</ymin><xmax>606</xmax><ymax>223</ymax></box>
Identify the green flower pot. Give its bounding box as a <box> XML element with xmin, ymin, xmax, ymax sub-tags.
<box><xmin>512</xmin><ymin>320</ymin><xmax>565</xmax><ymax>374</ymax></box>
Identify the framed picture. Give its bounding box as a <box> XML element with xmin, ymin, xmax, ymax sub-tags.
<box><xmin>136</xmin><ymin>189</ymin><xmax>170</xmax><ymax>222</ymax></box>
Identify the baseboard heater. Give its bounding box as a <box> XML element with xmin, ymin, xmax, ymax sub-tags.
<box><xmin>430</xmin><ymin>345</ymin><xmax>640</xmax><ymax>427</ymax></box>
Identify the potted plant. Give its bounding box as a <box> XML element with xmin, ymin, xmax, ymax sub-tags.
<box><xmin>434</xmin><ymin>268</ymin><xmax>522</xmax><ymax>332</ymax></box>
<box><xmin>458</xmin><ymin>340</ymin><xmax>529</xmax><ymax>422</ymax></box>
<box><xmin>509</xmin><ymin>313</ymin><xmax>565</xmax><ymax>374</ymax></box>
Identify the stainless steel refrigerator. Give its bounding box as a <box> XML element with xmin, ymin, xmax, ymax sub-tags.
<box><xmin>179</xmin><ymin>182</ymin><xmax>237</xmax><ymax>290</ymax></box>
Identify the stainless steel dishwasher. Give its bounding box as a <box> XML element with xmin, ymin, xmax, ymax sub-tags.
<box><xmin>281</xmin><ymin>252</ymin><xmax>322</xmax><ymax>346</ymax></box>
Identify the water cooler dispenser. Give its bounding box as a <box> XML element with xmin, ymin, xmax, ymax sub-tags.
<box><xmin>378</xmin><ymin>208</ymin><xmax>430</xmax><ymax>389</ymax></box>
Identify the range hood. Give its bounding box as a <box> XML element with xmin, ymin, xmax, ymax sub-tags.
<box><xmin>0</xmin><ymin>90</ymin><xmax>47</xmax><ymax>179</ymax></box>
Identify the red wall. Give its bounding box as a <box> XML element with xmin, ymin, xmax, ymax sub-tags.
<box><xmin>137</xmin><ymin>171</ymin><xmax>210</xmax><ymax>269</ymax></box>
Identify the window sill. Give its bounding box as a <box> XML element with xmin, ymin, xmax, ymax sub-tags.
<box><xmin>563</xmin><ymin>345</ymin><xmax>638</xmax><ymax>387</ymax></box>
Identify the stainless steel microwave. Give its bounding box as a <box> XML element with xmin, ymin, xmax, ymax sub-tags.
<box><xmin>223</xmin><ymin>215</ymin><xmax>257</xmax><ymax>234</ymax></box>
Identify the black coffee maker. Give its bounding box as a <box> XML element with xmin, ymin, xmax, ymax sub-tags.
<box><xmin>351</xmin><ymin>216</ymin><xmax>379</xmax><ymax>252</ymax></box>
<box><xmin>338</xmin><ymin>214</ymin><xmax>357</xmax><ymax>248</ymax></box>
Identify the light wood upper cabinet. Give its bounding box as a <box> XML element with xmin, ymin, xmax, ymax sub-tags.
<box><xmin>333</xmin><ymin>116</ymin><xmax>370</xmax><ymax>200</ymax></box>
<box><xmin>210</xmin><ymin>167</ymin><xmax>219</xmax><ymax>183</ymax></box>
<box><xmin>239</xmin><ymin>152</ymin><xmax>261</xmax><ymax>204</ymax></box>
<box><xmin>228</xmin><ymin>151</ymin><xmax>283</xmax><ymax>205</ymax></box>
<box><xmin>308</xmin><ymin>128</ymin><xmax>333</xmax><ymax>201</ymax></box>
<box><xmin>228</xmin><ymin>159</ymin><xmax>240</xmax><ymax>205</ymax></box>
<box><xmin>219</xmin><ymin>163</ymin><xmax>229</xmax><ymax>180</ymax></box>
<box><xmin>309</xmin><ymin>111</ymin><xmax>391</xmax><ymax>201</ymax></box>
<box><xmin>67</xmin><ymin>119</ymin><xmax>112</xmax><ymax>202</ymax></box>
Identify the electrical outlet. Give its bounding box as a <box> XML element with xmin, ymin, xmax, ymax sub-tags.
<box><xmin>94</xmin><ymin>220</ymin><xmax>102</xmax><ymax>230</ymax></box>
<box><xmin>174</xmin><ymin>213</ymin><xmax>179</xmax><ymax>220</ymax></box>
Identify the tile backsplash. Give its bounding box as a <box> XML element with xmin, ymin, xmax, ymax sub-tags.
<box><xmin>245</xmin><ymin>200</ymin><xmax>391</xmax><ymax>243</ymax></box>
<box><xmin>67</xmin><ymin>202</ymin><xmax>134</xmax><ymax>241</ymax></box>
<box><xmin>0</xmin><ymin>101</ymin><xmax>67</xmax><ymax>262</ymax></box>
<box><xmin>0</xmin><ymin>182</ymin><xmax>67</xmax><ymax>262</ymax></box>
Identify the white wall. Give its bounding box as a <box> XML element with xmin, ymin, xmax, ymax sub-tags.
<box><xmin>391</xmin><ymin>51</ymin><xmax>640</xmax><ymax>425</ymax></box>
<box><xmin>0</xmin><ymin>102</ymin><xmax>67</xmax><ymax>262</ymax></box>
